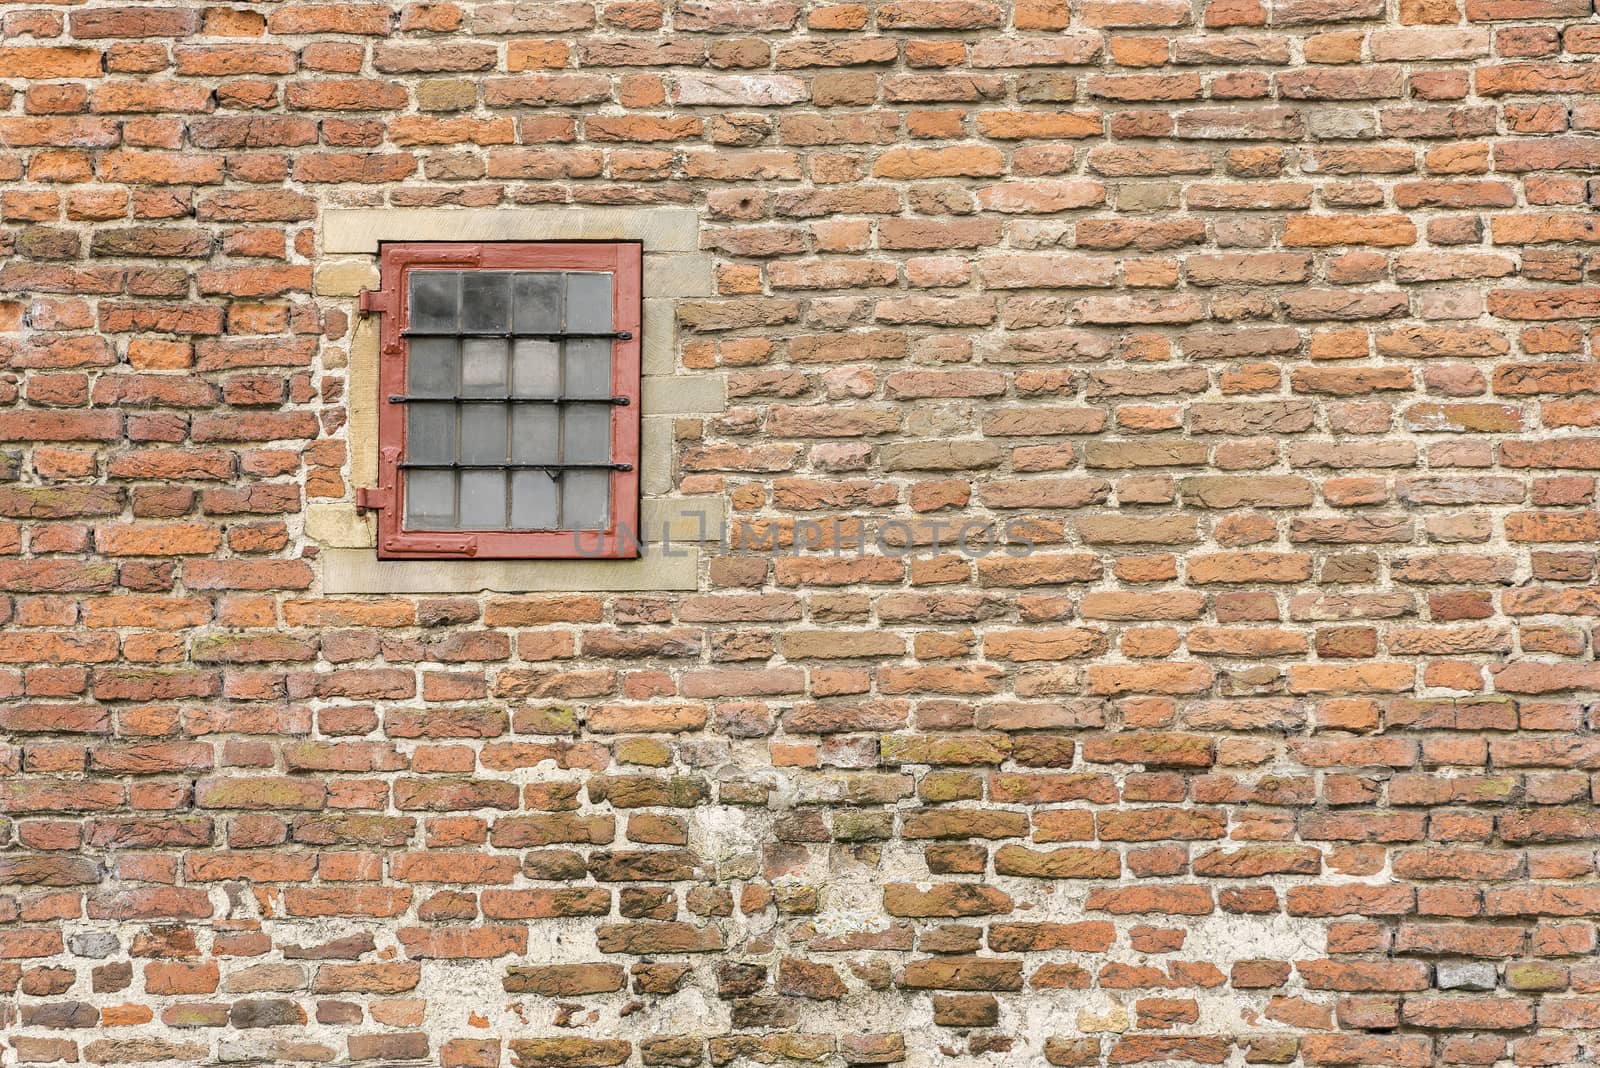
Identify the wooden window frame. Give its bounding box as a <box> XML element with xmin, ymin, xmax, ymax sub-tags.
<box><xmin>363</xmin><ymin>241</ymin><xmax>642</xmax><ymax>560</ymax></box>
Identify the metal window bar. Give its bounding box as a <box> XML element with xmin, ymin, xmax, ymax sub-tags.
<box><xmin>402</xmin><ymin>329</ymin><xmax>631</xmax><ymax>340</ymax></box>
<box><xmin>401</xmin><ymin>462</ymin><xmax>632</xmax><ymax>472</ymax></box>
<box><xmin>553</xmin><ymin>281</ymin><xmax>567</xmax><ymax>529</ymax></box>
<box><xmin>389</xmin><ymin>395</ymin><xmax>629</xmax><ymax>405</ymax></box>
<box><xmin>452</xmin><ymin>327</ymin><xmax>465</xmax><ymax>527</ymax></box>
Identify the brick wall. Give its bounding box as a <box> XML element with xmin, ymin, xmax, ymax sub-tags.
<box><xmin>2</xmin><ymin>0</ymin><xmax>1599</xmax><ymax>1064</ymax></box>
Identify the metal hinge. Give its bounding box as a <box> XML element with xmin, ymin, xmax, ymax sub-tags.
<box><xmin>355</xmin><ymin>486</ymin><xmax>392</xmax><ymax>512</ymax></box>
<box><xmin>393</xmin><ymin>534</ymin><xmax>479</xmax><ymax>557</ymax></box>
<box><xmin>358</xmin><ymin>289</ymin><xmax>394</xmax><ymax>316</ymax></box>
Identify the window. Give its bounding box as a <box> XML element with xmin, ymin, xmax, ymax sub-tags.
<box><xmin>361</xmin><ymin>242</ymin><xmax>642</xmax><ymax>559</ymax></box>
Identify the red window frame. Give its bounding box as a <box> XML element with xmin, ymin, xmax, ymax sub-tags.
<box><xmin>364</xmin><ymin>241</ymin><xmax>642</xmax><ymax>560</ymax></box>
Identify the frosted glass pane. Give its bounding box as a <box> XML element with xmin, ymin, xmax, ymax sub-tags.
<box><xmin>563</xmin><ymin>470</ymin><xmax>610</xmax><ymax>530</ymax></box>
<box><xmin>459</xmin><ymin>470</ymin><xmax>505</xmax><ymax>529</ymax></box>
<box><xmin>566</xmin><ymin>272</ymin><xmax>612</xmax><ymax>331</ymax></box>
<box><xmin>511</xmin><ymin>471</ymin><xmax>559</xmax><ymax>530</ymax></box>
<box><xmin>407</xmin><ymin>403</ymin><xmax>455</xmax><ymax>464</ymax></box>
<box><xmin>406</xmin><ymin>469</ymin><xmax>455</xmax><ymax>529</ymax></box>
<box><xmin>461</xmin><ymin>338</ymin><xmax>506</xmax><ymax>398</ymax></box>
<box><xmin>511</xmin><ymin>338</ymin><xmax>559</xmax><ymax>397</ymax></box>
<box><xmin>510</xmin><ymin>407</ymin><xmax>559</xmax><ymax>464</ymax></box>
<box><xmin>564</xmin><ymin>338</ymin><xmax>612</xmax><ymax>398</ymax></box>
<box><xmin>399</xmin><ymin>266</ymin><xmax>630</xmax><ymax>538</ymax></box>
<box><xmin>460</xmin><ymin>405</ymin><xmax>507</xmax><ymax>464</ymax></box>
<box><xmin>461</xmin><ymin>272</ymin><xmax>510</xmax><ymax>332</ymax></box>
<box><xmin>409</xmin><ymin>271</ymin><xmax>458</xmax><ymax>332</ymax></box>
<box><xmin>513</xmin><ymin>273</ymin><xmax>561</xmax><ymax>333</ymax></box>
<box><xmin>563</xmin><ymin>403</ymin><xmax>611</xmax><ymax>464</ymax></box>
<box><xmin>408</xmin><ymin>337</ymin><xmax>456</xmax><ymax>397</ymax></box>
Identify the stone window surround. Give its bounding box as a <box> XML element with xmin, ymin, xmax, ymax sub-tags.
<box><xmin>308</xmin><ymin>207</ymin><xmax>724</xmax><ymax>593</ymax></box>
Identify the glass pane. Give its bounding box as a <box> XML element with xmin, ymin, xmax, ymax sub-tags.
<box><xmin>513</xmin><ymin>273</ymin><xmax>562</xmax><ymax>334</ymax></box>
<box><xmin>510</xmin><ymin>407</ymin><xmax>560</xmax><ymax>464</ymax></box>
<box><xmin>406</xmin><ymin>469</ymin><xmax>455</xmax><ymax>529</ymax></box>
<box><xmin>461</xmin><ymin>338</ymin><xmax>506</xmax><ymax>398</ymax></box>
<box><xmin>460</xmin><ymin>405</ymin><xmax>507</xmax><ymax>464</ymax></box>
<box><xmin>511</xmin><ymin>338</ymin><xmax>560</xmax><ymax>397</ymax></box>
<box><xmin>563</xmin><ymin>403</ymin><xmax>611</xmax><ymax>464</ymax></box>
<box><xmin>409</xmin><ymin>271</ymin><xmax>458</xmax><ymax>333</ymax></box>
<box><xmin>459</xmin><ymin>470</ymin><xmax>506</xmax><ymax>529</ymax></box>
<box><xmin>461</xmin><ymin>272</ymin><xmax>510</xmax><ymax>333</ymax></box>
<box><xmin>564</xmin><ymin>338</ymin><xmax>612</xmax><ymax>399</ymax></box>
<box><xmin>407</xmin><ymin>337</ymin><xmax>456</xmax><ymax>397</ymax></box>
<box><xmin>407</xmin><ymin>403</ymin><xmax>455</xmax><ymax>465</ymax></box>
<box><xmin>511</xmin><ymin>471</ymin><xmax>559</xmax><ymax>530</ymax></box>
<box><xmin>565</xmin><ymin>272</ymin><xmax>613</xmax><ymax>331</ymax></box>
<box><xmin>562</xmin><ymin>470</ymin><xmax>610</xmax><ymax>530</ymax></box>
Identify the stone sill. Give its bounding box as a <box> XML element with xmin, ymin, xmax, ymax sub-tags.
<box><xmin>321</xmin><ymin>547</ymin><xmax>699</xmax><ymax>593</ymax></box>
